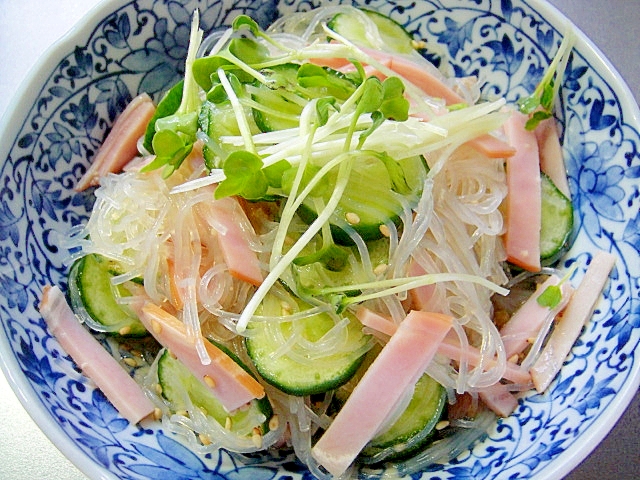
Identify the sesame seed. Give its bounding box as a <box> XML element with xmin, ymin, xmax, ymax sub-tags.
<box><xmin>153</xmin><ymin>407</ymin><xmax>162</xmax><ymax>421</ymax></box>
<box><xmin>435</xmin><ymin>420</ymin><xmax>450</xmax><ymax>430</ymax></box>
<box><xmin>251</xmin><ymin>428</ymin><xmax>263</xmax><ymax>448</ymax></box>
<box><xmin>203</xmin><ymin>375</ymin><xmax>216</xmax><ymax>388</ymax></box>
<box><xmin>199</xmin><ymin>433</ymin><xmax>212</xmax><ymax>445</ymax></box>
<box><xmin>118</xmin><ymin>326</ymin><xmax>132</xmax><ymax>336</ymax></box>
<box><xmin>379</xmin><ymin>224</ymin><xmax>391</xmax><ymax>237</ymax></box>
<box><xmin>374</xmin><ymin>263</ymin><xmax>388</xmax><ymax>276</ymax></box>
<box><xmin>527</xmin><ymin>337</ymin><xmax>536</xmax><ymax>344</ymax></box>
<box><xmin>268</xmin><ymin>414</ymin><xmax>280</xmax><ymax>431</ymax></box>
<box><xmin>155</xmin><ymin>383</ymin><xmax>163</xmax><ymax>395</ymax></box>
<box><xmin>176</xmin><ymin>409</ymin><xmax>189</xmax><ymax>417</ymax></box>
<box><xmin>345</xmin><ymin>212</ymin><xmax>360</xmax><ymax>225</ymax></box>
<box><xmin>123</xmin><ymin>357</ymin><xmax>137</xmax><ymax>367</ymax></box>
<box><xmin>151</xmin><ymin>319</ymin><xmax>162</xmax><ymax>334</ymax></box>
<box><xmin>225</xmin><ymin>417</ymin><xmax>232</xmax><ymax>430</ymax></box>
<box><xmin>507</xmin><ymin>354</ymin><xmax>520</xmax><ymax>364</ymax></box>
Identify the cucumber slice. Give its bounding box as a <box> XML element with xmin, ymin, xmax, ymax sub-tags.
<box><xmin>157</xmin><ymin>348</ymin><xmax>273</xmax><ymax>435</ymax></box>
<box><xmin>360</xmin><ymin>374</ymin><xmax>446</xmax><ymax>463</ymax></box>
<box><xmin>284</xmin><ymin>154</ymin><xmax>429</xmax><ymax>245</ymax></box>
<box><xmin>245</xmin><ymin>295</ymin><xmax>370</xmax><ymax>396</ymax></box>
<box><xmin>540</xmin><ymin>172</ymin><xmax>573</xmax><ymax>262</ymax></box>
<box><xmin>251</xmin><ymin>63</ymin><xmax>357</xmax><ymax>132</ymax></box>
<box><xmin>328</xmin><ymin>8</ymin><xmax>417</xmax><ymax>55</ymax></box>
<box><xmin>198</xmin><ymin>99</ymin><xmax>259</xmax><ymax>170</ymax></box>
<box><xmin>68</xmin><ymin>254</ymin><xmax>146</xmax><ymax>336</ymax></box>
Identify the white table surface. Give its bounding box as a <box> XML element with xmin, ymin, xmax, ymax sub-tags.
<box><xmin>0</xmin><ymin>1</ymin><xmax>638</xmax><ymax>479</ymax></box>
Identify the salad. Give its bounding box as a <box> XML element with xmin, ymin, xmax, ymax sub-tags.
<box><xmin>38</xmin><ymin>6</ymin><xmax>616</xmax><ymax>479</ymax></box>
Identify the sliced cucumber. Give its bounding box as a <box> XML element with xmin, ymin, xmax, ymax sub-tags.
<box><xmin>540</xmin><ymin>172</ymin><xmax>573</xmax><ymax>262</ymax></box>
<box><xmin>251</xmin><ymin>63</ymin><xmax>357</xmax><ymax>133</ymax></box>
<box><xmin>284</xmin><ymin>153</ymin><xmax>429</xmax><ymax>245</ymax></box>
<box><xmin>328</xmin><ymin>8</ymin><xmax>417</xmax><ymax>55</ymax></box>
<box><xmin>360</xmin><ymin>374</ymin><xmax>446</xmax><ymax>463</ymax></box>
<box><xmin>245</xmin><ymin>295</ymin><xmax>370</xmax><ymax>396</ymax></box>
<box><xmin>198</xmin><ymin>99</ymin><xmax>259</xmax><ymax>170</ymax></box>
<box><xmin>157</xmin><ymin>348</ymin><xmax>273</xmax><ymax>435</ymax></box>
<box><xmin>68</xmin><ymin>254</ymin><xmax>146</xmax><ymax>336</ymax></box>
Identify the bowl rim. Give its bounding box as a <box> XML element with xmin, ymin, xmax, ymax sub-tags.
<box><xmin>0</xmin><ymin>1</ymin><xmax>638</xmax><ymax>479</ymax></box>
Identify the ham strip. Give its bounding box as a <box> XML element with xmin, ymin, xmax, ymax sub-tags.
<box><xmin>75</xmin><ymin>93</ymin><xmax>156</xmax><ymax>191</ymax></box>
<box><xmin>500</xmin><ymin>274</ymin><xmax>574</xmax><ymax>358</ymax></box>
<box><xmin>355</xmin><ymin>307</ymin><xmax>531</xmax><ymax>384</ymax></box>
<box><xmin>535</xmin><ymin>118</ymin><xmax>570</xmax><ymax>198</ymax></box>
<box><xmin>138</xmin><ymin>302</ymin><xmax>265</xmax><ymax>412</ymax></box>
<box><xmin>478</xmin><ymin>383</ymin><xmax>519</xmax><ymax>417</ymax></box>
<box><xmin>312</xmin><ymin>310</ymin><xmax>452</xmax><ymax>477</ymax></box>
<box><xmin>503</xmin><ymin>111</ymin><xmax>542</xmax><ymax>272</ymax></box>
<box><xmin>530</xmin><ymin>251</ymin><xmax>616</xmax><ymax>393</ymax></box>
<box><xmin>39</xmin><ymin>285</ymin><xmax>155</xmax><ymax>424</ymax></box>
<box><xmin>198</xmin><ymin>196</ymin><xmax>264</xmax><ymax>287</ymax></box>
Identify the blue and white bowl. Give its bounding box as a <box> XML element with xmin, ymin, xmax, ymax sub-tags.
<box><xmin>0</xmin><ymin>1</ymin><xmax>638</xmax><ymax>479</ymax></box>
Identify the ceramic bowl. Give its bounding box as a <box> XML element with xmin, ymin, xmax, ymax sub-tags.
<box><xmin>0</xmin><ymin>0</ymin><xmax>638</xmax><ymax>479</ymax></box>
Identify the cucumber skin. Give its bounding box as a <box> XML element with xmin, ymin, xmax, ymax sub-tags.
<box><xmin>70</xmin><ymin>254</ymin><xmax>147</xmax><ymax>336</ymax></box>
<box><xmin>245</xmin><ymin>306</ymin><xmax>370</xmax><ymax>396</ymax></box>
<box><xmin>292</xmin><ymin>155</ymin><xmax>429</xmax><ymax>245</ymax></box>
<box><xmin>360</xmin><ymin>374</ymin><xmax>447</xmax><ymax>464</ymax></box>
<box><xmin>157</xmin><ymin>348</ymin><xmax>273</xmax><ymax>435</ymax></box>
<box><xmin>540</xmin><ymin>172</ymin><xmax>574</xmax><ymax>263</ymax></box>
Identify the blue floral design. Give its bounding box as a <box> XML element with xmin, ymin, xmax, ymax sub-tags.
<box><xmin>0</xmin><ymin>1</ymin><xmax>638</xmax><ymax>479</ymax></box>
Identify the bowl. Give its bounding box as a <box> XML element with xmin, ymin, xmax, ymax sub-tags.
<box><xmin>0</xmin><ymin>0</ymin><xmax>638</xmax><ymax>479</ymax></box>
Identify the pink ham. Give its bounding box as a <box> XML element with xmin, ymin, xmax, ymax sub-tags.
<box><xmin>198</xmin><ymin>196</ymin><xmax>263</xmax><ymax>286</ymax></box>
<box><xmin>406</xmin><ymin>259</ymin><xmax>436</xmax><ymax>311</ymax></box>
<box><xmin>530</xmin><ymin>251</ymin><xmax>616</xmax><ymax>393</ymax></box>
<box><xmin>535</xmin><ymin>117</ymin><xmax>571</xmax><ymax>198</ymax></box>
<box><xmin>138</xmin><ymin>302</ymin><xmax>265</xmax><ymax>412</ymax></box>
<box><xmin>354</xmin><ymin>305</ymin><xmax>397</xmax><ymax>337</ymax></box>
<box><xmin>312</xmin><ymin>310</ymin><xmax>452</xmax><ymax>477</ymax></box>
<box><xmin>355</xmin><ymin>307</ymin><xmax>530</xmax><ymax>384</ymax></box>
<box><xmin>438</xmin><ymin>334</ymin><xmax>532</xmax><ymax>385</ymax></box>
<box><xmin>478</xmin><ymin>383</ymin><xmax>519</xmax><ymax>417</ymax></box>
<box><xmin>75</xmin><ymin>93</ymin><xmax>156</xmax><ymax>191</ymax></box>
<box><xmin>503</xmin><ymin>111</ymin><xmax>542</xmax><ymax>272</ymax></box>
<box><xmin>500</xmin><ymin>274</ymin><xmax>574</xmax><ymax>359</ymax></box>
<box><xmin>39</xmin><ymin>285</ymin><xmax>155</xmax><ymax>424</ymax></box>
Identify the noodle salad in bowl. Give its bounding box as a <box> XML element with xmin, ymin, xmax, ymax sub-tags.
<box><xmin>0</xmin><ymin>1</ymin><xmax>638</xmax><ymax>479</ymax></box>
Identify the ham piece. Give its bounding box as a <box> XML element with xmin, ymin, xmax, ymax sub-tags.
<box><xmin>478</xmin><ymin>383</ymin><xmax>519</xmax><ymax>417</ymax></box>
<box><xmin>356</xmin><ymin>307</ymin><xmax>531</xmax><ymax>385</ymax></box>
<box><xmin>503</xmin><ymin>111</ymin><xmax>542</xmax><ymax>272</ymax></box>
<box><xmin>311</xmin><ymin>310</ymin><xmax>452</xmax><ymax>477</ymax></box>
<box><xmin>39</xmin><ymin>285</ymin><xmax>155</xmax><ymax>424</ymax></box>
<box><xmin>530</xmin><ymin>251</ymin><xmax>616</xmax><ymax>393</ymax></box>
<box><xmin>138</xmin><ymin>302</ymin><xmax>265</xmax><ymax>412</ymax></box>
<box><xmin>499</xmin><ymin>274</ymin><xmax>574</xmax><ymax>359</ymax></box>
<box><xmin>75</xmin><ymin>93</ymin><xmax>156</xmax><ymax>191</ymax></box>
<box><xmin>198</xmin><ymin>196</ymin><xmax>263</xmax><ymax>286</ymax></box>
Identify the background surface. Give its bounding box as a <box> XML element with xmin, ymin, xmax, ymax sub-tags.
<box><xmin>0</xmin><ymin>1</ymin><xmax>638</xmax><ymax>479</ymax></box>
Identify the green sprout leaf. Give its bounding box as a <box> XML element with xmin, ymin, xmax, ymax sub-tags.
<box><xmin>380</xmin><ymin>76</ymin><xmax>409</xmax><ymax>121</ymax></box>
<box><xmin>536</xmin><ymin>284</ymin><xmax>563</xmax><ymax>309</ymax></box>
<box><xmin>215</xmin><ymin>150</ymin><xmax>268</xmax><ymax>200</ymax></box>
<box><xmin>517</xmin><ymin>30</ymin><xmax>575</xmax><ymax>130</ymax></box>
<box><xmin>232</xmin><ymin>15</ymin><xmax>261</xmax><ymax>36</ymax></box>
